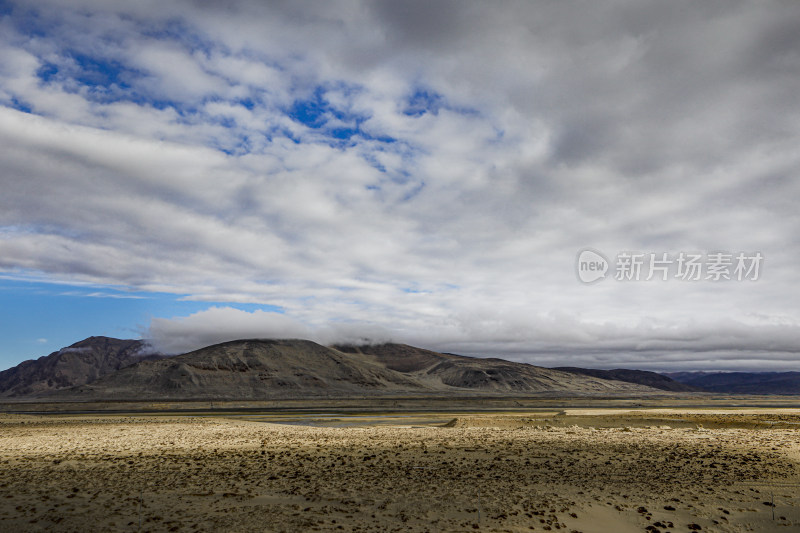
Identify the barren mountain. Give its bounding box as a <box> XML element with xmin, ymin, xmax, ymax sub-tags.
<box><xmin>0</xmin><ymin>336</ymin><xmax>162</xmax><ymax>397</ymax></box>
<box><xmin>554</xmin><ymin>367</ymin><xmax>700</xmax><ymax>392</ymax></box>
<box><xmin>56</xmin><ymin>339</ymin><xmax>430</xmax><ymax>400</ymax></box>
<box><xmin>337</xmin><ymin>343</ymin><xmax>661</xmax><ymax>394</ymax></box>
<box><xmin>665</xmin><ymin>371</ymin><xmax>800</xmax><ymax>394</ymax></box>
<box><xmin>13</xmin><ymin>339</ymin><xmax>663</xmax><ymax>401</ymax></box>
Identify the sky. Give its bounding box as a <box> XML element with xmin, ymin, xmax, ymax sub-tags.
<box><xmin>1</xmin><ymin>0</ymin><xmax>799</xmax><ymax>372</ymax></box>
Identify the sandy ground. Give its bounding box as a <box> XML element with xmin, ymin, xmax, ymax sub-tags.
<box><xmin>1</xmin><ymin>409</ymin><xmax>799</xmax><ymax>532</ymax></box>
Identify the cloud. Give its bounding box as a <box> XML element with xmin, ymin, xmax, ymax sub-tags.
<box><xmin>146</xmin><ymin>306</ymin><xmax>395</xmax><ymax>354</ymax></box>
<box><xmin>59</xmin><ymin>291</ymin><xmax>147</xmax><ymax>299</ymax></box>
<box><xmin>146</xmin><ymin>306</ymin><xmax>800</xmax><ymax>372</ymax></box>
<box><xmin>59</xmin><ymin>346</ymin><xmax>90</xmax><ymax>354</ymax></box>
<box><xmin>147</xmin><ymin>307</ymin><xmax>311</xmax><ymax>354</ymax></box>
<box><xmin>1</xmin><ymin>1</ymin><xmax>800</xmax><ymax>370</ymax></box>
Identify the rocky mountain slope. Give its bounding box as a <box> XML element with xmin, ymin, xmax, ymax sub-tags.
<box><xmin>58</xmin><ymin>339</ymin><xmax>426</xmax><ymax>400</ymax></box>
<box><xmin>554</xmin><ymin>367</ymin><xmax>700</xmax><ymax>392</ymax></box>
<box><xmin>0</xmin><ymin>336</ymin><xmax>162</xmax><ymax>397</ymax></box>
<box><xmin>665</xmin><ymin>371</ymin><xmax>800</xmax><ymax>394</ymax></box>
<box><xmin>47</xmin><ymin>339</ymin><xmax>660</xmax><ymax>400</ymax></box>
<box><xmin>323</xmin><ymin>342</ymin><xmax>658</xmax><ymax>394</ymax></box>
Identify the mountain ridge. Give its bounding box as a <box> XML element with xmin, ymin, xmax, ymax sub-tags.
<box><xmin>13</xmin><ymin>336</ymin><xmax>792</xmax><ymax>400</ymax></box>
<box><xmin>14</xmin><ymin>338</ymin><xmax>662</xmax><ymax>400</ymax></box>
<box><xmin>664</xmin><ymin>371</ymin><xmax>800</xmax><ymax>395</ymax></box>
<box><xmin>0</xmin><ymin>336</ymin><xmax>163</xmax><ymax>397</ymax></box>
<box><xmin>555</xmin><ymin>367</ymin><xmax>700</xmax><ymax>392</ymax></box>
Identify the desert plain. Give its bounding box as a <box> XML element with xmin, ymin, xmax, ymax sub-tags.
<box><xmin>1</xmin><ymin>406</ymin><xmax>800</xmax><ymax>532</ymax></box>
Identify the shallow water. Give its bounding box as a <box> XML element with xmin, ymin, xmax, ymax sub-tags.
<box><xmin>225</xmin><ymin>412</ymin><xmax>458</xmax><ymax>427</ymax></box>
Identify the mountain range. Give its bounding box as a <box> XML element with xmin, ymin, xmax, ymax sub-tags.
<box><xmin>1</xmin><ymin>337</ymin><xmax>663</xmax><ymax>400</ymax></box>
<box><xmin>2</xmin><ymin>337</ymin><xmax>796</xmax><ymax>400</ymax></box>
<box><xmin>664</xmin><ymin>371</ymin><xmax>800</xmax><ymax>395</ymax></box>
<box><xmin>554</xmin><ymin>367</ymin><xmax>701</xmax><ymax>392</ymax></box>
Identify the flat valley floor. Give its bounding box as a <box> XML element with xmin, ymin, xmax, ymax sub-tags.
<box><xmin>1</xmin><ymin>408</ymin><xmax>800</xmax><ymax>532</ymax></box>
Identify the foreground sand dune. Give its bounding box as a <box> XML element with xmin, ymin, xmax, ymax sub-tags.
<box><xmin>1</xmin><ymin>410</ymin><xmax>799</xmax><ymax>532</ymax></box>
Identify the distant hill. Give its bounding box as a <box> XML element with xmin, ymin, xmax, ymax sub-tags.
<box><xmin>335</xmin><ymin>343</ymin><xmax>659</xmax><ymax>394</ymax></box>
<box><xmin>333</xmin><ymin>343</ymin><xmax>453</xmax><ymax>373</ymax></box>
<box><xmin>44</xmin><ymin>339</ymin><xmax>660</xmax><ymax>401</ymax></box>
<box><xmin>554</xmin><ymin>367</ymin><xmax>701</xmax><ymax>392</ymax></box>
<box><xmin>0</xmin><ymin>336</ymin><xmax>163</xmax><ymax>397</ymax></box>
<box><xmin>56</xmin><ymin>339</ymin><xmax>427</xmax><ymax>400</ymax></box>
<box><xmin>664</xmin><ymin>371</ymin><xmax>800</xmax><ymax>394</ymax></box>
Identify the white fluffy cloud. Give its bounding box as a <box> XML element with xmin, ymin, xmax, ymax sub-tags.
<box><xmin>147</xmin><ymin>306</ymin><xmax>398</xmax><ymax>355</ymax></box>
<box><xmin>146</xmin><ymin>306</ymin><xmax>800</xmax><ymax>372</ymax></box>
<box><xmin>2</xmin><ymin>1</ymin><xmax>800</xmax><ymax>370</ymax></box>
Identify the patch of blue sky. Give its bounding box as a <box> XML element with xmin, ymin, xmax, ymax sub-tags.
<box><xmin>0</xmin><ymin>276</ymin><xmax>283</xmax><ymax>369</ymax></box>
<box><xmin>363</xmin><ymin>132</ymin><xmax>398</xmax><ymax>144</ymax></box>
<box><xmin>323</xmin><ymin>124</ymin><xmax>403</xmax><ymax>151</ymax></box>
<box><xmin>0</xmin><ymin>0</ymin><xmax>13</xmax><ymax>16</ymax></box>
<box><xmin>214</xmin><ymin>145</ymin><xmax>236</xmax><ymax>156</ymax></box>
<box><xmin>21</xmin><ymin>16</ymin><xmax>221</xmax><ymax>114</ymax></box>
<box><xmin>71</xmin><ymin>53</ymin><xmax>133</xmax><ymax>90</ymax></box>
<box><xmin>403</xmin><ymin>86</ymin><xmax>481</xmax><ymax>118</ymax></box>
<box><xmin>7</xmin><ymin>96</ymin><xmax>32</xmax><ymax>113</ymax></box>
<box><xmin>3</xmin><ymin>3</ymin><xmax>49</xmax><ymax>38</ymax></box>
<box><xmin>288</xmin><ymin>84</ymin><xmax>373</xmax><ymax>133</ymax></box>
<box><xmin>329</xmin><ymin>126</ymin><xmax>359</xmax><ymax>141</ymax></box>
<box><xmin>36</xmin><ymin>63</ymin><xmax>60</xmax><ymax>83</ymax></box>
<box><xmin>34</xmin><ymin>52</ymin><xmax>187</xmax><ymax>111</ymax></box>
<box><xmin>288</xmin><ymin>87</ymin><xmax>330</xmax><ymax>128</ymax></box>
<box><xmin>238</xmin><ymin>97</ymin><xmax>256</xmax><ymax>110</ymax></box>
<box><xmin>209</xmin><ymin>111</ymin><xmax>237</xmax><ymax>130</ymax></box>
<box><xmin>253</xmin><ymin>125</ymin><xmax>299</xmax><ymax>145</ymax></box>
<box><xmin>282</xmin><ymin>128</ymin><xmax>302</xmax><ymax>144</ymax></box>
<box><xmin>352</xmin><ymin>124</ymin><xmax>399</xmax><ymax>145</ymax></box>
<box><xmin>284</xmin><ymin>83</ymin><xmax>410</xmax><ymax>154</ymax></box>
<box><xmin>9</xmin><ymin>14</ymin><xmax>124</xmax><ymax>108</ymax></box>
<box><xmin>403</xmin><ymin>88</ymin><xmax>445</xmax><ymax>116</ymax></box>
